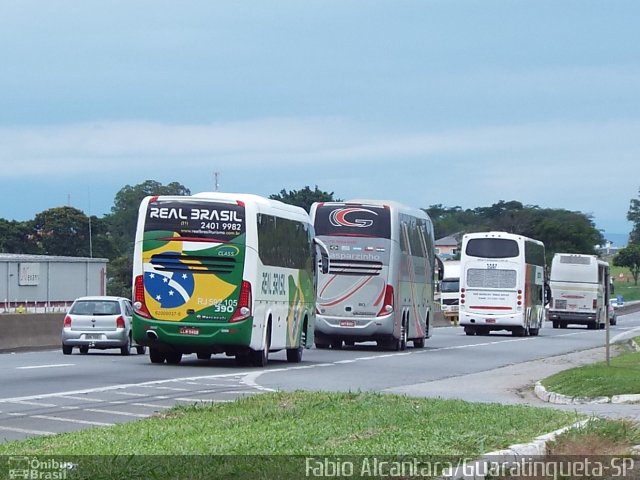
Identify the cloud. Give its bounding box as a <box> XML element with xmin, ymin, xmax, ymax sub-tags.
<box><xmin>0</xmin><ymin>117</ymin><xmax>638</xmax><ymax>182</ymax></box>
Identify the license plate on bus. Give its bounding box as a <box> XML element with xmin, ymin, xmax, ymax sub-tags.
<box><xmin>485</xmin><ymin>318</ymin><xmax>496</xmax><ymax>324</ymax></box>
<box><xmin>180</xmin><ymin>327</ymin><xmax>200</xmax><ymax>335</ymax></box>
<box><xmin>340</xmin><ymin>320</ymin><xmax>356</xmax><ymax>327</ymax></box>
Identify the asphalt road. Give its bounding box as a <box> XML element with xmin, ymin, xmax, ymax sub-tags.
<box><xmin>1</xmin><ymin>310</ymin><xmax>639</xmax><ymax>443</ymax></box>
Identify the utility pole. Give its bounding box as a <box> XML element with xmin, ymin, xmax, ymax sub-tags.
<box><xmin>88</xmin><ymin>188</ymin><xmax>93</xmax><ymax>258</ymax></box>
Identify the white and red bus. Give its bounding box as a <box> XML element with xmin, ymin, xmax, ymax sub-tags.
<box><xmin>459</xmin><ymin>231</ymin><xmax>546</xmax><ymax>336</ymax></box>
<box><xmin>310</xmin><ymin>200</ymin><xmax>436</xmax><ymax>350</ymax></box>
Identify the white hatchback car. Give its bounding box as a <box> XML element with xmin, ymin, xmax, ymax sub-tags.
<box><xmin>61</xmin><ymin>296</ymin><xmax>146</xmax><ymax>355</ymax></box>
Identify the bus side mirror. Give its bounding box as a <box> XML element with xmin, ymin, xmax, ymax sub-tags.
<box><xmin>320</xmin><ymin>253</ymin><xmax>329</xmax><ymax>274</ymax></box>
<box><xmin>435</xmin><ymin>256</ymin><xmax>444</xmax><ymax>282</ymax></box>
<box><xmin>313</xmin><ymin>237</ymin><xmax>330</xmax><ymax>275</ymax></box>
<box><xmin>544</xmin><ymin>283</ymin><xmax>551</xmax><ymax>305</ymax></box>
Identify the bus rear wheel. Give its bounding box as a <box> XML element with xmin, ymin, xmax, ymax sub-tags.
<box><xmin>393</xmin><ymin>321</ymin><xmax>407</xmax><ymax>351</ymax></box>
<box><xmin>250</xmin><ymin>348</ymin><xmax>268</xmax><ymax>367</ymax></box>
<box><xmin>165</xmin><ymin>352</ymin><xmax>182</xmax><ymax>365</ymax></box>
<box><xmin>236</xmin><ymin>354</ymin><xmax>251</xmax><ymax>366</ymax></box>
<box><xmin>250</xmin><ymin>325</ymin><xmax>271</xmax><ymax>367</ymax></box>
<box><xmin>149</xmin><ymin>348</ymin><xmax>166</xmax><ymax>364</ymax></box>
<box><xmin>287</xmin><ymin>321</ymin><xmax>306</xmax><ymax>363</ymax></box>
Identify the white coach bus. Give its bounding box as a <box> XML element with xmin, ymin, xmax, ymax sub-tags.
<box><xmin>132</xmin><ymin>192</ymin><xmax>328</xmax><ymax>367</ymax></box>
<box><xmin>459</xmin><ymin>231</ymin><xmax>546</xmax><ymax>336</ymax></box>
<box><xmin>548</xmin><ymin>253</ymin><xmax>609</xmax><ymax>330</ymax></box>
<box><xmin>310</xmin><ymin>200</ymin><xmax>437</xmax><ymax>350</ymax></box>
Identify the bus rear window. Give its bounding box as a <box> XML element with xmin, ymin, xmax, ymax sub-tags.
<box><xmin>314</xmin><ymin>205</ymin><xmax>391</xmax><ymax>238</ymax></box>
<box><xmin>440</xmin><ymin>279</ymin><xmax>459</xmax><ymax>293</ymax></box>
<box><xmin>465</xmin><ymin>238</ymin><xmax>519</xmax><ymax>259</ymax></box>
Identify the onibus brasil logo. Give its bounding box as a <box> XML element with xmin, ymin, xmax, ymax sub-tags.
<box><xmin>8</xmin><ymin>457</ymin><xmax>76</xmax><ymax>479</ymax></box>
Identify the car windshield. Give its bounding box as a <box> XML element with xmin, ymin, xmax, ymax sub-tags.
<box><xmin>70</xmin><ymin>300</ymin><xmax>120</xmax><ymax>316</ymax></box>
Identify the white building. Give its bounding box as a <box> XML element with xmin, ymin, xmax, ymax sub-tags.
<box><xmin>0</xmin><ymin>254</ymin><xmax>108</xmax><ymax>312</ymax></box>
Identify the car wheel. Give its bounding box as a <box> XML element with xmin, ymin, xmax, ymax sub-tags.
<box><xmin>120</xmin><ymin>336</ymin><xmax>131</xmax><ymax>356</ymax></box>
<box><xmin>62</xmin><ymin>344</ymin><xmax>73</xmax><ymax>355</ymax></box>
<box><xmin>79</xmin><ymin>345</ymin><xmax>89</xmax><ymax>354</ymax></box>
<box><xmin>136</xmin><ymin>345</ymin><xmax>146</xmax><ymax>355</ymax></box>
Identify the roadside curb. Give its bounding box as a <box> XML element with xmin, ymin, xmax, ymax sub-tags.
<box><xmin>534</xmin><ymin>333</ymin><xmax>640</xmax><ymax>405</ymax></box>
<box><xmin>443</xmin><ymin>420</ymin><xmax>590</xmax><ymax>479</ymax></box>
<box><xmin>533</xmin><ymin>382</ymin><xmax>640</xmax><ymax>405</ymax></box>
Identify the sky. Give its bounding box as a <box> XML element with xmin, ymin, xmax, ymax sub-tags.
<box><xmin>1</xmin><ymin>1</ymin><xmax>638</xmax><ymax>244</ymax></box>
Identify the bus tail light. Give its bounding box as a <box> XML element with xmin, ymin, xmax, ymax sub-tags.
<box><xmin>592</xmin><ymin>299</ymin><xmax>598</xmax><ymax>309</ymax></box>
<box><xmin>460</xmin><ymin>288</ymin><xmax>465</xmax><ymax>304</ymax></box>
<box><xmin>133</xmin><ymin>275</ymin><xmax>152</xmax><ymax>319</ymax></box>
<box><xmin>517</xmin><ymin>289</ymin><xmax>523</xmax><ymax>306</ymax></box>
<box><xmin>230</xmin><ymin>281</ymin><xmax>252</xmax><ymax>322</ymax></box>
<box><xmin>377</xmin><ymin>285</ymin><xmax>394</xmax><ymax>316</ymax></box>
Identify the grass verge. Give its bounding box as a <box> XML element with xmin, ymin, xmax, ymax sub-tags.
<box><xmin>541</xmin><ymin>339</ymin><xmax>640</xmax><ymax>398</ymax></box>
<box><xmin>548</xmin><ymin>418</ymin><xmax>640</xmax><ymax>455</ymax></box>
<box><xmin>0</xmin><ymin>391</ymin><xmax>582</xmax><ymax>479</ymax></box>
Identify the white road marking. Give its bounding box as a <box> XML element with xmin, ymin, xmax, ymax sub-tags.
<box><xmin>17</xmin><ymin>364</ymin><xmax>74</xmax><ymax>370</ymax></box>
<box><xmin>0</xmin><ymin>331</ymin><xmax>603</xmax><ymax>408</ymax></box>
<box><xmin>30</xmin><ymin>415</ymin><xmax>114</xmax><ymax>427</ymax></box>
<box><xmin>132</xmin><ymin>403</ymin><xmax>170</xmax><ymax>409</ymax></box>
<box><xmin>58</xmin><ymin>395</ymin><xmax>104</xmax><ymax>402</ymax></box>
<box><xmin>84</xmin><ymin>408</ymin><xmax>147</xmax><ymax>418</ymax></box>
<box><xmin>6</xmin><ymin>400</ymin><xmax>58</xmax><ymax>407</ymax></box>
<box><xmin>175</xmin><ymin>398</ymin><xmax>231</xmax><ymax>403</ymax></box>
<box><xmin>0</xmin><ymin>425</ymin><xmax>54</xmax><ymax>435</ymax></box>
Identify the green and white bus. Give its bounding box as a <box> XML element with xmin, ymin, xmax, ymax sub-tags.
<box><xmin>310</xmin><ymin>200</ymin><xmax>437</xmax><ymax>350</ymax></box>
<box><xmin>132</xmin><ymin>192</ymin><xmax>327</xmax><ymax>367</ymax></box>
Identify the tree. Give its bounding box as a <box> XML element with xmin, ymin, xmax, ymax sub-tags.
<box><xmin>627</xmin><ymin>186</ymin><xmax>640</xmax><ymax>244</ymax></box>
<box><xmin>529</xmin><ymin>209</ymin><xmax>603</xmax><ymax>262</ymax></box>
<box><xmin>103</xmin><ymin>180</ymin><xmax>191</xmax><ymax>297</ymax></box>
<box><xmin>613</xmin><ymin>244</ymin><xmax>640</xmax><ymax>285</ymax></box>
<box><xmin>107</xmin><ymin>255</ymin><xmax>134</xmax><ymax>298</ymax></box>
<box><xmin>28</xmin><ymin>207</ymin><xmax>93</xmax><ymax>256</ymax></box>
<box><xmin>0</xmin><ymin>219</ymin><xmax>40</xmax><ymax>254</ymax></box>
<box><xmin>424</xmin><ymin>200</ymin><xmax>604</xmax><ymax>266</ymax></box>
<box><xmin>105</xmin><ymin>180</ymin><xmax>191</xmax><ymax>256</ymax></box>
<box><xmin>269</xmin><ymin>185</ymin><xmax>338</xmax><ymax>212</ymax></box>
